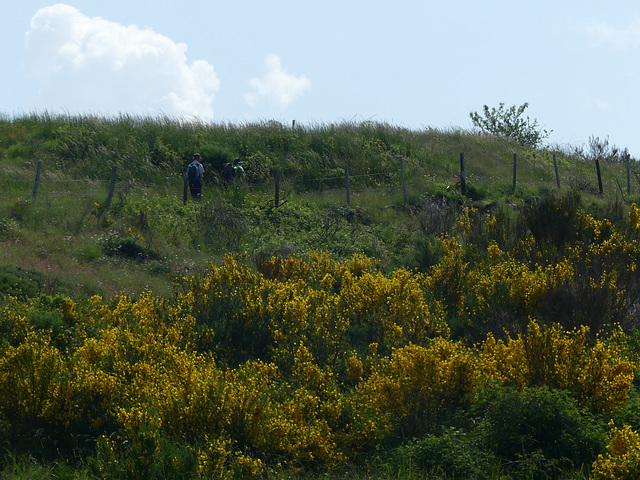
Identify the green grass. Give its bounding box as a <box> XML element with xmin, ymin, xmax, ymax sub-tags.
<box><xmin>1</xmin><ymin>113</ymin><xmax>638</xmax><ymax>300</ymax></box>
<box><xmin>0</xmin><ymin>454</ymin><xmax>95</xmax><ymax>480</ymax></box>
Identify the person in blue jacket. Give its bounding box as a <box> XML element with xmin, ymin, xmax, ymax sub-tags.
<box><xmin>186</xmin><ymin>153</ymin><xmax>204</xmax><ymax>199</ymax></box>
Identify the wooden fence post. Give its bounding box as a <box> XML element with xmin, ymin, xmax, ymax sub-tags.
<box><xmin>32</xmin><ymin>160</ymin><xmax>42</xmax><ymax>201</ymax></box>
<box><xmin>275</xmin><ymin>170</ymin><xmax>281</xmax><ymax>207</ymax></box>
<box><xmin>627</xmin><ymin>162</ymin><xmax>631</xmax><ymax>196</ymax></box>
<box><xmin>512</xmin><ymin>153</ymin><xmax>517</xmax><ymax>192</ymax></box>
<box><xmin>553</xmin><ymin>154</ymin><xmax>561</xmax><ymax>189</ymax></box>
<box><xmin>460</xmin><ymin>153</ymin><xmax>466</xmax><ymax>194</ymax></box>
<box><xmin>595</xmin><ymin>159</ymin><xmax>603</xmax><ymax>195</ymax></box>
<box><xmin>399</xmin><ymin>156</ymin><xmax>407</xmax><ymax>205</ymax></box>
<box><xmin>345</xmin><ymin>165</ymin><xmax>351</xmax><ymax>206</ymax></box>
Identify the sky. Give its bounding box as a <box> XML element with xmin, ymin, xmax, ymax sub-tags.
<box><xmin>2</xmin><ymin>1</ymin><xmax>640</xmax><ymax>156</ymax></box>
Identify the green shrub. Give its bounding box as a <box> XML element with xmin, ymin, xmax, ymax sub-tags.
<box><xmin>469</xmin><ymin>386</ymin><xmax>606</xmax><ymax>473</ymax></box>
<box><xmin>396</xmin><ymin>427</ymin><xmax>496</xmax><ymax>478</ymax></box>
<box><xmin>0</xmin><ymin>265</ymin><xmax>44</xmax><ymax>298</ymax></box>
<box><xmin>98</xmin><ymin>232</ymin><xmax>161</xmax><ymax>261</ymax></box>
<box><xmin>610</xmin><ymin>388</ymin><xmax>640</xmax><ymax>432</ymax></box>
<box><xmin>469</xmin><ymin>102</ymin><xmax>551</xmax><ymax>148</ymax></box>
<box><xmin>521</xmin><ymin>190</ymin><xmax>581</xmax><ymax>255</ymax></box>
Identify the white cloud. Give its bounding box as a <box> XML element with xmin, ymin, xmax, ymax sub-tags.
<box><xmin>23</xmin><ymin>3</ymin><xmax>220</xmax><ymax>120</ymax></box>
<box><xmin>245</xmin><ymin>54</ymin><xmax>311</xmax><ymax>109</ymax></box>
<box><xmin>580</xmin><ymin>17</ymin><xmax>640</xmax><ymax>50</ymax></box>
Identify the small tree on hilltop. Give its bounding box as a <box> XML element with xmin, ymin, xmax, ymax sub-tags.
<box><xmin>469</xmin><ymin>102</ymin><xmax>551</xmax><ymax>149</ymax></box>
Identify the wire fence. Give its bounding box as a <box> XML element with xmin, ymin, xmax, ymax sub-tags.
<box><xmin>1</xmin><ymin>155</ymin><xmax>637</xmax><ymax>209</ymax></box>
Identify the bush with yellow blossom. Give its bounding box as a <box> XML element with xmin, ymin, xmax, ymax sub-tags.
<box><xmin>3</xmin><ymin>192</ymin><xmax>640</xmax><ymax>478</ymax></box>
<box><xmin>592</xmin><ymin>423</ymin><xmax>640</xmax><ymax>480</ymax></box>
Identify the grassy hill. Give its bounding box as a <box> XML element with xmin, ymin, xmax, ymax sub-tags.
<box><xmin>4</xmin><ymin>114</ymin><xmax>640</xmax><ymax>479</ymax></box>
<box><xmin>1</xmin><ymin>113</ymin><xmax>637</xmax><ymax>299</ymax></box>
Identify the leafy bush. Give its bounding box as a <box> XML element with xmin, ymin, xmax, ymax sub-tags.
<box><xmin>98</xmin><ymin>232</ymin><xmax>161</xmax><ymax>261</ymax></box>
<box><xmin>469</xmin><ymin>386</ymin><xmax>606</xmax><ymax>474</ymax></box>
<box><xmin>469</xmin><ymin>102</ymin><xmax>551</xmax><ymax>148</ymax></box>
<box><xmin>396</xmin><ymin>427</ymin><xmax>496</xmax><ymax>478</ymax></box>
<box><xmin>521</xmin><ymin>190</ymin><xmax>581</xmax><ymax>255</ymax></box>
<box><xmin>0</xmin><ymin>265</ymin><xmax>44</xmax><ymax>298</ymax></box>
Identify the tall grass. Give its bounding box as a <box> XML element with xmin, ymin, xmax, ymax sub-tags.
<box><xmin>4</xmin><ymin>112</ymin><xmax>633</xmax><ymax>194</ymax></box>
<box><xmin>1</xmin><ymin>113</ymin><xmax>640</xmax><ymax>300</ymax></box>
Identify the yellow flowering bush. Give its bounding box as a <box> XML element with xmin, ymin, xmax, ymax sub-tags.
<box><xmin>3</xmin><ymin>203</ymin><xmax>640</xmax><ymax>478</ymax></box>
<box><xmin>428</xmin><ymin>202</ymin><xmax>640</xmax><ymax>338</ymax></box>
<box><xmin>0</xmin><ymin>331</ymin><xmax>76</xmax><ymax>430</ymax></box>
<box><xmin>355</xmin><ymin>338</ymin><xmax>479</xmax><ymax>438</ymax></box>
<box><xmin>425</xmin><ymin>236</ymin><xmax>468</xmax><ymax>316</ymax></box>
<box><xmin>180</xmin><ymin>252</ymin><xmax>448</xmax><ymax>368</ymax></box>
<box><xmin>630</xmin><ymin>204</ymin><xmax>640</xmax><ymax>236</ymax></box>
<box><xmin>592</xmin><ymin>423</ymin><xmax>640</xmax><ymax>480</ymax></box>
<box><xmin>479</xmin><ymin>319</ymin><xmax>636</xmax><ymax>412</ymax></box>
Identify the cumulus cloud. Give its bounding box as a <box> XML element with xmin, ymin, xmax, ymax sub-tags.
<box><xmin>580</xmin><ymin>17</ymin><xmax>640</xmax><ymax>50</ymax></box>
<box><xmin>23</xmin><ymin>3</ymin><xmax>220</xmax><ymax>119</ymax></box>
<box><xmin>245</xmin><ymin>54</ymin><xmax>311</xmax><ymax>109</ymax></box>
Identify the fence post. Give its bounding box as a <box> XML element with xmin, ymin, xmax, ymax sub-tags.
<box><xmin>292</xmin><ymin>119</ymin><xmax>296</xmax><ymax>130</ymax></box>
<box><xmin>553</xmin><ymin>154</ymin><xmax>561</xmax><ymax>189</ymax></box>
<box><xmin>460</xmin><ymin>153</ymin><xmax>466</xmax><ymax>194</ymax></box>
<box><xmin>595</xmin><ymin>159</ymin><xmax>603</xmax><ymax>195</ymax></box>
<box><xmin>512</xmin><ymin>153</ymin><xmax>517</xmax><ymax>193</ymax></box>
<box><xmin>627</xmin><ymin>162</ymin><xmax>631</xmax><ymax>196</ymax></box>
<box><xmin>275</xmin><ymin>170</ymin><xmax>281</xmax><ymax>207</ymax></box>
<box><xmin>345</xmin><ymin>165</ymin><xmax>351</xmax><ymax>206</ymax></box>
<box><xmin>104</xmin><ymin>165</ymin><xmax>117</xmax><ymax>210</ymax></box>
<box><xmin>32</xmin><ymin>160</ymin><xmax>42</xmax><ymax>201</ymax></box>
<box><xmin>399</xmin><ymin>156</ymin><xmax>408</xmax><ymax>205</ymax></box>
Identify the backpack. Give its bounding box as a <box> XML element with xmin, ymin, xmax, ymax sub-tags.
<box><xmin>222</xmin><ymin>162</ymin><xmax>235</xmax><ymax>181</ymax></box>
<box><xmin>187</xmin><ymin>162</ymin><xmax>199</xmax><ymax>182</ymax></box>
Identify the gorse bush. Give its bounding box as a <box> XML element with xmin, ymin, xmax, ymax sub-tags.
<box><xmin>592</xmin><ymin>423</ymin><xmax>640</xmax><ymax>480</ymax></box>
<box><xmin>1</xmin><ymin>233</ymin><xmax>638</xmax><ymax>478</ymax></box>
<box><xmin>425</xmin><ymin>194</ymin><xmax>640</xmax><ymax>339</ymax></box>
<box><xmin>182</xmin><ymin>253</ymin><xmax>449</xmax><ymax>365</ymax></box>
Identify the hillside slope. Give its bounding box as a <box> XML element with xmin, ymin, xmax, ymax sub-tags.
<box><xmin>0</xmin><ymin>114</ymin><xmax>638</xmax><ymax>298</ymax></box>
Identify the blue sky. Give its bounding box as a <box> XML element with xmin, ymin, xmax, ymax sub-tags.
<box><xmin>3</xmin><ymin>1</ymin><xmax>640</xmax><ymax>156</ymax></box>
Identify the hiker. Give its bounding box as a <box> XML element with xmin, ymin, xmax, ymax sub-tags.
<box><xmin>186</xmin><ymin>153</ymin><xmax>204</xmax><ymax>199</ymax></box>
<box><xmin>222</xmin><ymin>158</ymin><xmax>245</xmax><ymax>183</ymax></box>
<box><xmin>233</xmin><ymin>160</ymin><xmax>245</xmax><ymax>182</ymax></box>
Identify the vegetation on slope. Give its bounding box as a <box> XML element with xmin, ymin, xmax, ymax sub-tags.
<box><xmin>2</xmin><ymin>114</ymin><xmax>640</xmax><ymax>479</ymax></box>
<box><xmin>1</xmin><ymin>113</ymin><xmax>638</xmax><ymax>298</ymax></box>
